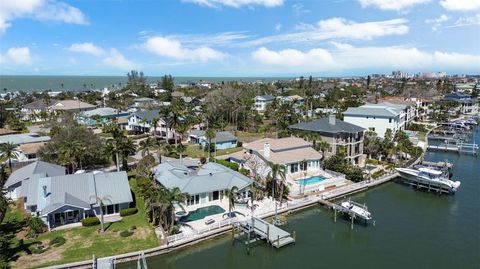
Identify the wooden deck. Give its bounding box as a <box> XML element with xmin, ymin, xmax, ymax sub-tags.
<box><xmin>239</xmin><ymin>217</ymin><xmax>295</xmax><ymax>248</ymax></box>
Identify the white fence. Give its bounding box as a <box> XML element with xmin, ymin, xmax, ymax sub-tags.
<box><xmin>166</xmin><ymin>218</ymin><xmax>238</xmax><ymax>244</ymax></box>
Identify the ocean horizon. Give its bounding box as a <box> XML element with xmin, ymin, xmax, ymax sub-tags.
<box><xmin>0</xmin><ymin>75</ymin><xmax>295</xmax><ymax>92</ymax></box>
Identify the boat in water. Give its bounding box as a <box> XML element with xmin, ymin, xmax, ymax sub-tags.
<box><xmin>396</xmin><ymin>167</ymin><xmax>461</xmax><ymax>194</ymax></box>
<box><xmin>340</xmin><ymin>200</ymin><xmax>372</xmax><ymax>221</ymax></box>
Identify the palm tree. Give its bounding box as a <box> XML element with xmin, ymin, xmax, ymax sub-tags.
<box><xmin>0</xmin><ymin>142</ymin><xmax>17</xmax><ymax>172</ymax></box>
<box><xmin>120</xmin><ymin>137</ymin><xmax>137</xmax><ymax>170</ymax></box>
<box><xmin>58</xmin><ymin>140</ymin><xmax>84</xmax><ymax>173</ymax></box>
<box><xmin>139</xmin><ymin>118</ymin><xmax>149</xmax><ymax>134</ymax></box>
<box><xmin>152</xmin><ymin>118</ymin><xmax>159</xmax><ymax>137</ymax></box>
<box><xmin>139</xmin><ymin>137</ymin><xmax>155</xmax><ymax>157</ymax></box>
<box><xmin>224</xmin><ymin>186</ymin><xmax>238</xmax><ymax>218</ymax></box>
<box><xmin>205</xmin><ymin>128</ymin><xmax>216</xmax><ymax>161</ymax></box>
<box><xmin>267</xmin><ymin>161</ymin><xmax>286</xmax><ymax>221</ymax></box>
<box><xmin>90</xmin><ymin>195</ymin><xmax>112</xmax><ymax>233</ymax></box>
<box><xmin>154</xmin><ymin>140</ymin><xmax>169</xmax><ymax>164</ymax></box>
<box><xmin>106</xmin><ymin>138</ymin><xmax>122</xmax><ymax>172</ymax></box>
<box><xmin>163</xmin><ymin>187</ymin><xmax>188</xmax><ymax>232</ymax></box>
<box><xmin>0</xmin><ymin>187</ymin><xmax>10</xmax><ymax>223</ymax></box>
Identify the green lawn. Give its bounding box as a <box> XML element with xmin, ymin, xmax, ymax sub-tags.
<box><xmin>184</xmin><ymin>144</ymin><xmax>243</xmax><ymax>158</ymax></box>
<box><xmin>6</xmin><ymin>178</ymin><xmax>159</xmax><ymax>269</ymax></box>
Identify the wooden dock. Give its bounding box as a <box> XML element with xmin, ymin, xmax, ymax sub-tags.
<box><xmin>236</xmin><ymin>217</ymin><xmax>295</xmax><ymax>249</ymax></box>
<box><xmin>420</xmin><ymin>160</ymin><xmax>454</xmax><ymax>169</ymax></box>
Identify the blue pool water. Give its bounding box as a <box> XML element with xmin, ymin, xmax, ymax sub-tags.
<box><xmin>298</xmin><ymin>176</ymin><xmax>326</xmax><ymax>186</ymax></box>
<box><xmin>179</xmin><ymin>205</ymin><xmax>225</xmax><ymax>222</ymax></box>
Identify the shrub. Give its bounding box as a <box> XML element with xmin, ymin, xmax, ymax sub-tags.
<box><xmin>215</xmin><ymin>159</ymin><xmax>239</xmax><ymax>171</ymax></box>
<box><xmin>120</xmin><ymin>207</ymin><xmax>138</xmax><ymax>217</ymax></box>
<box><xmin>239</xmin><ymin>168</ymin><xmax>250</xmax><ymax>176</ymax></box>
<box><xmin>119</xmin><ymin>230</ymin><xmax>133</xmax><ymax>237</ymax></box>
<box><xmin>81</xmin><ymin>216</ymin><xmax>100</xmax><ymax>227</ymax></box>
<box><xmin>28</xmin><ymin>217</ymin><xmax>46</xmax><ymax>234</ymax></box>
<box><xmin>28</xmin><ymin>244</ymin><xmax>47</xmax><ymax>254</ymax></box>
<box><xmin>49</xmin><ymin>236</ymin><xmax>66</xmax><ymax>247</ymax></box>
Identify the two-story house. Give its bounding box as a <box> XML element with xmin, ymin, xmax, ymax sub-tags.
<box><xmin>289</xmin><ymin>115</ymin><xmax>366</xmax><ymax>167</ymax></box>
<box><xmin>253</xmin><ymin>95</ymin><xmax>275</xmax><ymax>113</ymax></box>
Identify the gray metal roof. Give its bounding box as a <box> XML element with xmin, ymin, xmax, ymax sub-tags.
<box><xmin>289</xmin><ymin>117</ymin><xmax>364</xmax><ymax>134</ymax></box>
<box><xmin>81</xmin><ymin>107</ymin><xmax>128</xmax><ymax>117</ymax></box>
<box><xmin>343</xmin><ymin>105</ymin><xmax>400</xmax><ymax>118</ymax></box>
<box><xmin>5</xmin><ymin>161</ymin><xmax>65</xmax><ymax>188</ymax></box>
<box><xmin>154</xmin><ymin>161</ymin><xmax>252</xmax><ymax>195</ymax></box>
<box><xmin>131</xmin><ymin>109</ymin><xmax>160</xmax><ymax>122</ymax></box>
<box><xmin>189</xmin><ymin>130</ymin><xmax>238</xmax><ymax>143</ymax></box>
<box><xmin>255</xmin><ymin>95</ymin><xmax>275</xmax><ymax>101</ymax></box>
<box><xmin>0</xmin><ymin>133</ymin><xmax>51</xmax><ymax>145</ymax></box>
<box><xmin>94</xmin><ymin>171</ymin><xmax>133</xmax><ymax>205</ymax></box>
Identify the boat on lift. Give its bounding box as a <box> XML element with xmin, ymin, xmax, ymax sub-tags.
<box><xmin>396</xmin><ymin>167</ymin><xmax>461</xmax><ymax>194</ymax></box>
<box><xmin>340</xmin><ymin>199</ymin><xmax>372</xmax><ymax>221</ymax></box>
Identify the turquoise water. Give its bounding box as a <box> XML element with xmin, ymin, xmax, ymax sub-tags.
<box><xmin>119</xmin><ymin>127</ymin><xmax>480</xmax><ymax>269</ymax></box>
<box><xmin>179</xmin><ymin>205</ymin><xmax>225</xmax><ymax>222</ymax></box>
<box><xmin>298</xmin><ymin>176</ymin><xmax>326</xmax><ymax>186</ymax></box>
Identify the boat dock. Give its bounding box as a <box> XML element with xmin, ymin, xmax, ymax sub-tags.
<box><xmin>318</xmin><ymin>199</ymin><xmax>374</xmax><ymax>229</ymax></box>
<box><xmin>427</xmin><ymin>142</ymin><xmax>478</xmax><ymax>155</ymax></box>
<box><xmin>420</xmin><ymin>160</ymin><xmax>454</xmax><ymax>169</ymax></box>
<box><xmin>234</xmin><ymin>217</ymin><xmax>295</xmax><ymax>251</ymax></box>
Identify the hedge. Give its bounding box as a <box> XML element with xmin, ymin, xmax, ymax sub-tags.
<box><xmin>120</xmin><ymin>207</ymin><xmax>138</xmax><ymax>217</ymax></box>
<box><xmin>81</xmin><ymin>216</ymin><xmax>100</xmax><ymax>227</ymax></box>
<box><xmin>215</xmin><ymin>159</ymin><xmax>239</xmax><ymax>171</ymax></box>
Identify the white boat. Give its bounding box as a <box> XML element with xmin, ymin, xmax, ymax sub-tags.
<box><xmin>340</xmin><ymin>200</ymin><xmax>372</xmax><ymax>221</ymax></box>
<box><xmin>396</xmin><ymin>167</ymin><xmax>461</xmax><ymax>194</ymax></box>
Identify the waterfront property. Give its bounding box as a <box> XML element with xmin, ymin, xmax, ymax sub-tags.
<box><xmin>241</xmin><ymin>137</ymin><xmax>323</xmax><ymax>180</ymax></box>
<box><xmin>442</xmin><ymin>92</ymin><xmax>479</xmax><ymax>115</ymax></box>
<box><xmin>343</xmin><ymin>102</ymin><xmax>413</xmax><ymax>138</ymax></box>
<box><xmin>254</xmin><ymin>95</ymin><xmax>275</xmax><ymax>113</ymax></box>
<box><xmin>3</xmin><ymin>161</ymin><xmax>66</xmax><ymax>200</ymax></box>
<box><xmin>188</xmin><ymin>130</ymin><xmax>238</xmax><ymax>150</ymax></box>
<box><xmin>153</xmin><ymin>161</ymin><xmax>253</xmax><ymax>211</ymax></box>
<box><xmin>289</xmin><ymin>115</ymin><xmax>366</xmax><ymax>167</ymax></box>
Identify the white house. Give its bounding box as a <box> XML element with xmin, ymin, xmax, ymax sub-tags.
<box><xmin>343</xmin><ymin>102</ymin><xmax>412</xmax><ymax>138</ymax></box>
<box><xmin>253</xmin><ymin>95</ymin><xmax>275</xmax><ymax>113</ymax></box>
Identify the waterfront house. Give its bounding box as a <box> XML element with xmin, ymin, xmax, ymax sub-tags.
<box><xmin>23</xmin><ymin>171</ymin><xmax>133</xmax><ymax>230</ymax></box>
<box><xmin>241</xmin><ymin>137</ymin><xmax>323</xmax><ymax>180</ymax></box>
<box><xmin>3</xmin><ymin>161</ymin><xmax>66</xmax><ymax>200</ymax></box>
<box><xmin>289</xmin><ymin>115</ymin><xmax>366</xmax><ymax>167</ymax></box>
<box><xmin>254</xmin><ymin>95</ymin><xmax>275</xmax><ymax>113</ymax></box>
<box><xmin>343</xmin><ymin>102</ymin><xmax>412</xmax><ymax>138</ymax></box>
<box><xmin>443</xmin><ymin>92</ymin><xmax>478</xmax><ymax>115</ymax></box>
<box><xmin>153</xmin><ymin>161</ymin><xmax>252</xmax><ymax>210</ymax></box>
<box><xmin>188</xmin><ymin>130</ymin><xmax>238</xmax><ymax>150</ymax></box>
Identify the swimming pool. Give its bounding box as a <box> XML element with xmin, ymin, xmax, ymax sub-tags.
<box><xmin>298</xmin><ymin>176</ymin><xmax>326</xmax><ymax>186</ymax></box>
<box><xmin>179</xmin><ymin>205</ymin><xmax>225</xmax><ymax>222</ymax></box>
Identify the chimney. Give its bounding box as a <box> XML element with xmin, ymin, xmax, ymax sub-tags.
<box><xmin>42</xmin><ymin>185</ymin><xmax>47</xmax><ymax>197</ymax></box>
<box><xmin>264</xmin><ymin>142</ymin><xmax>270</xmax><ymax>158</ymax></box>
<box><xmin>329</xmin><ymin>114</ymin><xmax>336</xmax><ymax>125</ymax></box>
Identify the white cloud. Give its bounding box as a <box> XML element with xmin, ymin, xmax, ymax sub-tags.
<box><xmin>0</xmin><ymin>0</ymin><xmax>88</xmax><ymax>33</ymax></box>
<box><xmin>67</xmin><ymin>42</ymin><xmax>104</xmax><ymax>56</ymax></box>
<box><xmin>102</xmin><ymin>49</ymin><xmax>136</xmax><ymax>70</ymax></box>
<box><xmin>183</xmin><ymin>0</ymin><xmax>283</xmax><ymax>8</ymax></box>
<box><xmin>243</xmin><ymin>18</ymin><xmax>409</xmax><ymax>46</ymax></box>
<box><xmin>251</xmin><ymin>43</ymin><xmax>480</xmax><ymax>71</ymax></box>
<box><xmin>167</xmin><ymin>31</ymin><xmax>250</xmax><ymax>47</ymax></box>
<box><xmin>292</xmin><ymin>3</ymin><xmax>310</xmax><ymax>15</ymax></box>
<box><xmin>440</xmin><ymin>0</ymin><xmax>480</xmax><ymax>11</ymax></box>
<box><xmin>358</xmin><ymin>0</ymin><xmax>431</xmax><ymax>10</ymax></box>
<box><xmin>449</xmin><ymin>14</ymin><xmax>480</xmax><ymax>27</ymax></box>
<box><xmin>425</xmin><ymin>14</ymin><xmax>449</xmax><ymax>30</ymax></box>
<box><xmin>0</xmin><ymin>47</ymin><xmax>33</xmax><ymax>65</ymax></box>
<box><xmin>143</xmin><ymin>36</ymin><xmax>227</xmax><ymax>62</ymax></box>
<box><xmin>275</xmin><ymin>23</ymin><xmax>282</xmax><ymax>31</ymax></box>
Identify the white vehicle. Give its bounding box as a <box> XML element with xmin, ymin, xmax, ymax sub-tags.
<box><xmin>340</xmin><ymin>200</ymin><xmax>372</xmax><ymax>221</ymax></box>
<box><xmin>396</xmin><ymin>167</ymin><xmax>461</xmax><ymax>194</ymax></box>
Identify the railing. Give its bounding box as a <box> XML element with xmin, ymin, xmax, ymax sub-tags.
<box><xmin>324</xmin><ymin>169</ymin><xmax>346</xmax><ymax>180</ymax></box>
<box><xmin>166</xmin><ymin>218</ymin><xmax>238</xmax><ymax>244</ymax></box>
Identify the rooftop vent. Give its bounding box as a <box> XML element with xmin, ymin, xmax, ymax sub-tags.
<box><xmin>329</xmin><ymin>114</ymin><xmax>336</xmax><ymax>125</ymax></box>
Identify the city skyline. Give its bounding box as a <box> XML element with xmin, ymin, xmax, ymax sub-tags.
<box><xmin>1</xmin><ymin>0</ymin><xmax>479</xmax><ymax>76</ymax></box>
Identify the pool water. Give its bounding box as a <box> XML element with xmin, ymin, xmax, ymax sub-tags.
<box><xmin>179</xmin><ymin>205</ymin><xmax>225</xmax><ymax>222</ymax></box>
<box><xmin>298</xmin><ymin>176</ymin><xmax>326</xmax><ymax>186</ymax></box>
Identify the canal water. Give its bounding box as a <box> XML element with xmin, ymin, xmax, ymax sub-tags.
<box><xmin>120</xmin><ymin>127</ymin><xmax>480</xmax><ymax>269</ymax></box>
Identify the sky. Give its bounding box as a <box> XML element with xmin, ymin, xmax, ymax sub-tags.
<box><xmin>0</xmin><ymin>0</ymin><xmax>479</xmax><ymax>77</ymax></box>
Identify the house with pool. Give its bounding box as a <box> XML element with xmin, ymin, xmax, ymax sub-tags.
<box><xmin>153</xmin><ymin>160</ymin><xmax>253</xmax><ymax>221</ymax></box>
<box><xmin>232</xmin><ymin>137</ymin><xmax>348</xmax><ymax>196</ymax></box>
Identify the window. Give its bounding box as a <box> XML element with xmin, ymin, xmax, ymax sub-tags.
<box><xmin>290</xmin><ymin>163</ymin><xmax>299</xmax><ymax>173</ymax></box>
<box><xmin>212</xmin><ymin>191</ymin><xmax>219</xmax><ymax>200</ymax></box>
<box><xmin>389</xmin><ymin>118</ymin><xmax>392</xmax><ymax>123</ymax></box>
<box><xmin>187</xmin><ymin>195</ymin><xmax>200</xmax><ymax>206</ymax></box>
<box><xmin>300</xmin><ymin>162</ymin><xmax>307</xmax><ymax>171</ymax></box>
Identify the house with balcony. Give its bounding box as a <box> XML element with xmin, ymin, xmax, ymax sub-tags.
<box><xmin>241</xmin><ymin>137</ymin><xmax>323</xmax><ymax>180</ymax></box>
<box><xmin>253</xmin><ymin>95</ymin><xmax>275</xmax><ymax>113</ymax></box>
<box><xmin>153</xmin><ymin>160</ymin><xmax>252</xmax><ymax>210</ymax></box>
<box><xmin>443</xmin><ymin>92</ymin><xmax>478</xmax><ymax>115</ymax></box>
<box><xmin>343</xmin><ymin>102</ymin><xmax>412</xmax><ymax>138</ymax></box>
<box><xmin>289</xmin><ymin>115</ymin><xmax>366</xmax><ymax>167</ymax></box>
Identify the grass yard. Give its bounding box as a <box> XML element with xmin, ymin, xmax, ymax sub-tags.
<box><xmin>4</xmin><ymin>178</ymin><xmax>159</xmax><ymax>269</ymax></box>
<box><xmin>185</xmin><ymin>144</ymin><xmax>243</xmax><ymax>158</ymax></box>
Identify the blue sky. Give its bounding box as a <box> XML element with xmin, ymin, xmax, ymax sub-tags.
<box><xmin>0</xmin><ymin>0</ymin><xmax>479</xmax><ymax>76</ymax></box>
